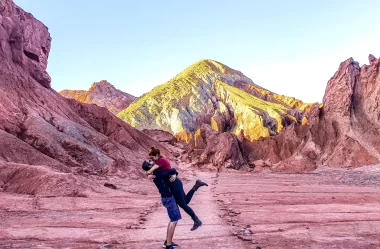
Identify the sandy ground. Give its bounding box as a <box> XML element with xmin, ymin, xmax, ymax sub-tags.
<box><xmin>1</xmin><ymin>165</ymin><xmax>380</xmax><ymax>249</ymax></box>
<box><xmin>214</xmin><ymin>166</ymin><xmax>380</xmax><ymax>249</ymax></box>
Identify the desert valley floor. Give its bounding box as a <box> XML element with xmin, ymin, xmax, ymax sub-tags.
<box><xmin>1</xmin><ymin>163</ymin><xmax>380</xmax><ymax>249</ymax></box>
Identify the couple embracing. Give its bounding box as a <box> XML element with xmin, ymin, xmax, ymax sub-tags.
<box><xmin>142</xmin><ymin>147</ymin><xmax>208</xmax><ymax>249</ymax></box>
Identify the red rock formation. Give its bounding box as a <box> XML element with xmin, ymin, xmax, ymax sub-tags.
<box><xmin>60</xmin><ymin>80</ymin><xmax>136</xmax><ymax>114</ymax></box>
<box><xmin>142</xmin><ymin>129</ymin><xmax>176</xmax><ymax>144</ymax></box>
<box><xmin>0</xmin><ymin>0</ymin><xmax>51</xmax><ymax>87</ymax></box>
<box><xmin>245</xmin><ymin>55</ymin><xmax>380</xmax><ymax>172</ymax></box>
<box><xmin>0</xmin><ymin>162</ymin><xmax>97</xmax><ymax>196</ymax></box>
<box><xmin>194</xmin><ymin>129</ymin><xmax>207</xmax><ymax>150</ymax></box>
<box><xmin>185</xmin><ymin>124</ymin><xmax>248</xmax><ymax>170</ymax></box>
<box><xmin>0</xmin><ymin>0</ymin><xmax>167</xmax><ymax>196</ymax></box>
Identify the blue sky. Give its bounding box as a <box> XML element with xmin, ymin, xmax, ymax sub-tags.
<box><xmin>15</xmin><ymin>0</ymin><xmax>380</xmax><ymax>103</ymax></box>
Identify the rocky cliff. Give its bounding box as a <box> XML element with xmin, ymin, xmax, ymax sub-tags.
<box><xmin>0</xmin><ymin>0</ymin><xmax>166</xmax><ymax>196</ymax></box>
<box><xmin>243</xmin><ymin>55</ymin><xmax>380</xmax><ymax>172</ymax></box>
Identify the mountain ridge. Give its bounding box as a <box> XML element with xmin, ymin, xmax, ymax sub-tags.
<box><xmin>117</xmin><ymin>59</ymin><xmax>313</xmax><ymax>140</ymax></box>
<box><xmin>60</xmin><ymin>80</ymin><xmax>136</xmax><ymax>114</ymax></box>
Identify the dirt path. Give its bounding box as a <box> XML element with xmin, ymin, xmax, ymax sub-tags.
<box><xmin>128</xmin><ymin>171</ymin><xmax>248</xmax><ymax>249</ymax></box>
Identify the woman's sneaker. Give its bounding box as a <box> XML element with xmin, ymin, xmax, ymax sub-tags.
<box><xmin>163</xmin><ymin>241</ymin><xmax>179</xmax><ymax>248</ymax></box>
<box><xmin>191</xmin><ymin>216</ymin><xmax>203</xmax><ymax>231</ymax></box>
<box><xmin>191</xmin><ymin>179</ymin><xmax>208</xmax><ymax>192</ymax></box>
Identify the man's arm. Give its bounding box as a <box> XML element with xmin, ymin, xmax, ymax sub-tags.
<box><xmin>154</xmin><ymin>168</ymin><xmax>179</xmax><ymax>183</ymax></box>
<box><xmin>146</xmin><ymin>168</ymin><xmax>176</xmax><ymax>182</ymax></box>
<box><xmin>146</xmin><ymin>164</ymin><xmax>160</xmax><ymax>175</ymax></box>
<box><xmin>153</xmin><ymin>168</ymin><xmax>178</xmax><ymax>177</ymax></box>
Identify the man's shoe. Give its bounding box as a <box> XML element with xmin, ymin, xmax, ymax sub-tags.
<box><xmin>163</xmin><ymin>241</ymin><xmax>179</xmax><ymax>248</ymax></box>
<box><xmin>192</xmin><ymin>179</ymin><xmax>208</xmax><ymax>191</ymax></box>
<box><xmin>191</xmin><ymin>216</ymin><xmax>202</xmax><ymax>231</ymax></box>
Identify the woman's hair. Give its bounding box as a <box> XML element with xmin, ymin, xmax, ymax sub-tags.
<box><xmin>149</xmin><ymin>147</ymin><xmax>160</xmax><ymax>157</ymax></box>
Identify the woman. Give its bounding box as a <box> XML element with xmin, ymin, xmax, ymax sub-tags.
<box><xmin>146</xmin><ymin>147</ymin><xmax>208</xmax><ymax>231</ymax></box>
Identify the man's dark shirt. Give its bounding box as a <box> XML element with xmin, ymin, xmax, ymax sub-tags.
<box><xmin>152</xmin><ymin>168</ymin><xmax>178</xmax><ymax>198</ymax></box>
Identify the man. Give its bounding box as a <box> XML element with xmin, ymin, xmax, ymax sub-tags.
<box><xmin>147</xmin><ymin>148</ymin><xmax>208</xmax><ymax>231</ymax></box>
<box><xmin>142</xmin><ymin>160</ymin><xmax>180</xmax><ymax>249</ymax></box>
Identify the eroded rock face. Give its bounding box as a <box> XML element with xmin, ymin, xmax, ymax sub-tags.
<box><xmin>142</xmin><ymin>129</ymin><xmax>176</xmax><ymax>144</ymax></box>
<box><xmin>0</xmin><ymin>0</ymin><xmax>51</xmax><ymax>87</ymax></box>
<box><xmin>368</xmin><ymin>54</ymin><xmax>376</xmax><ymax>65</ymax></box>
<box><xmin>247</xmin><ymin>55</ymin><xmax>380</xmax><ymax>172</ymax></box>
<box><xmin>183</xmin><ymin>124</ymin><xmax>247</xmax><ymax>170</ymax></box>
<box><xmin>309</xmin><ymin>55</ymin><xmax>380</xmax><ymax>168</ymax></box>
<box><xmin>0</xmin><ymin>0</ymin><xmax>167</xmax><ymax>195</ymax></box>
<box><xmin>60</xmin><ymin>80</ymin><xmax>136</xmax><ymax>114</ymax></box>
<box><xmin>0</xmin><ymin>162</ymin><xmax>96</xmax><ymax>196</ymax></box>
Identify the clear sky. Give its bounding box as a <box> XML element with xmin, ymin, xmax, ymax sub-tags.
<box><xmin>14</xmin><ymin>0</ymin><xmax>380</xmax><ymax>103</ymax></box>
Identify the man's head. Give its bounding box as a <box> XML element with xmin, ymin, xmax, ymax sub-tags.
<box><xmin>142</xmin><ymin>161</ymin><xmax>152</xmax><ymax>171</ymax></box>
